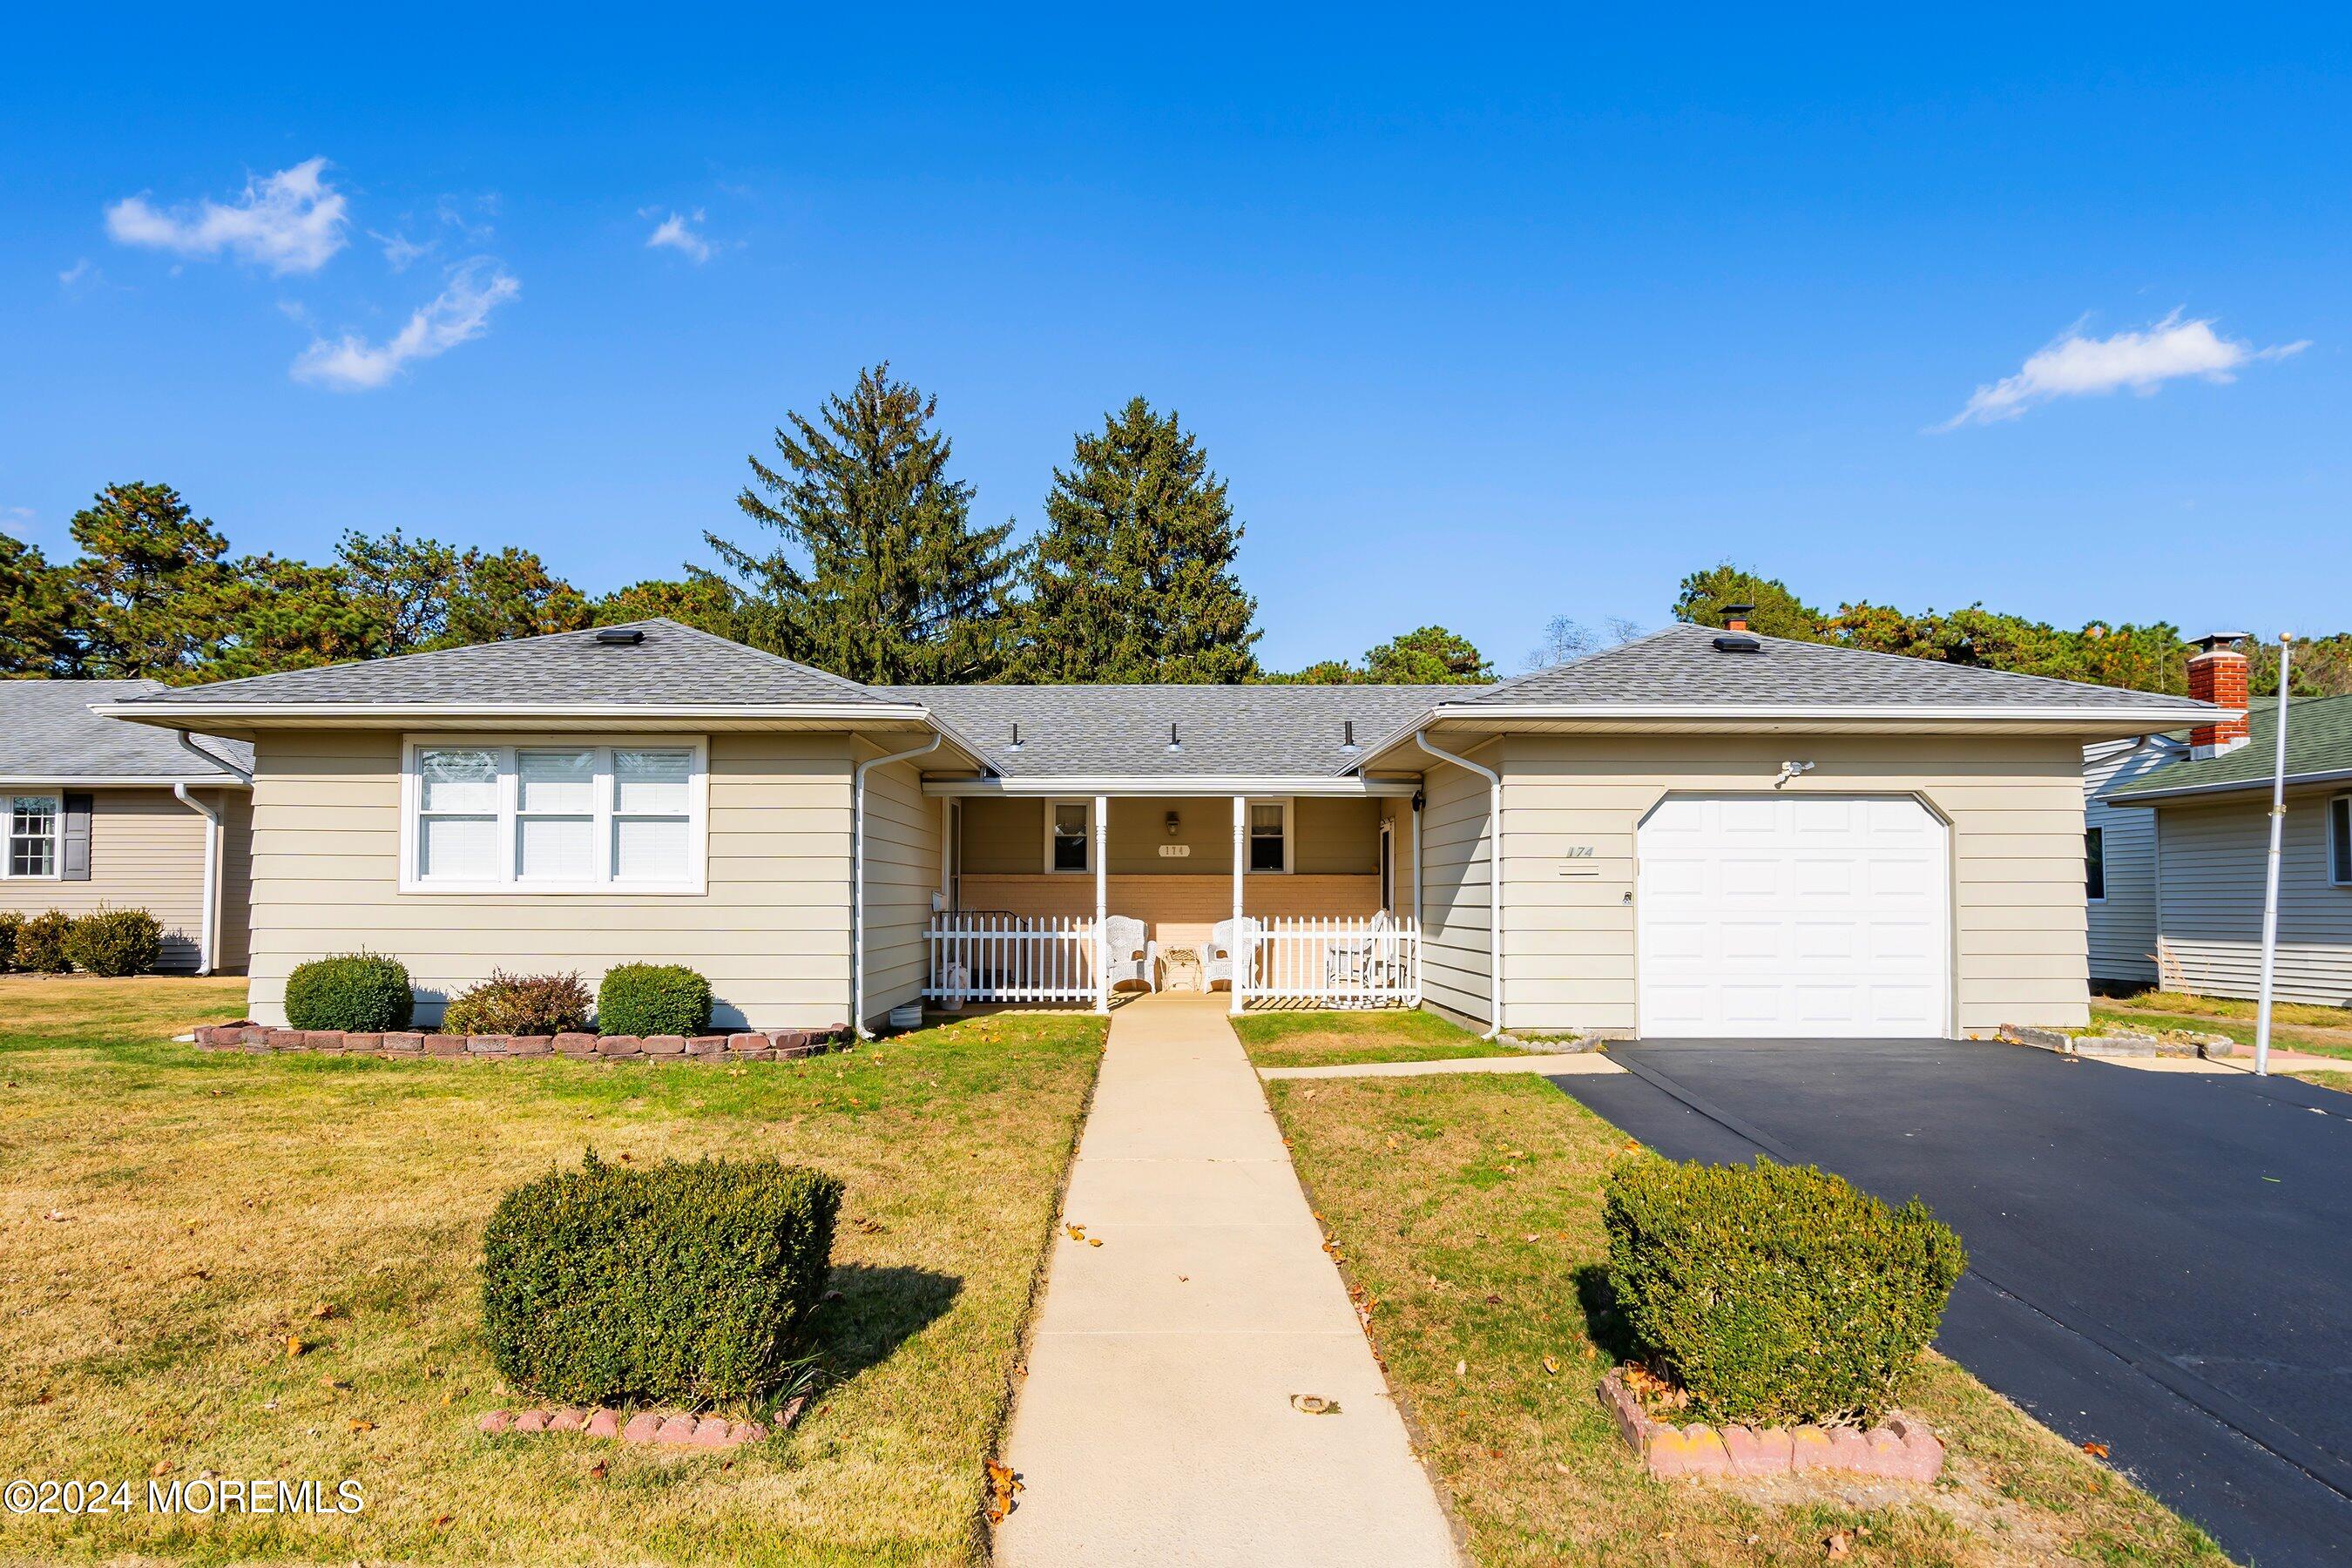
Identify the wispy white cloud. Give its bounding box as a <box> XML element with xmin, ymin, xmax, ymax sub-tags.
<box><xmin>1938</xmin><ymin>312</ymin><xmax>2308</xmax><ymax>430</ymax></box>
<box><xmin>291</xmin><ymin>258</ymin><xmax>519</xmax><ymax>391</ymax></box>
<box><xmin>645</xmin><ymin>208</ymin><xmax>713</xmax><ymax>263</ymax></box>
<box><xmin>105</xmin><ymin>157</ymin><xmax>349</xmax><ymax>275</ymax></box>
<box><xmin>370</xmin><ymin>228</ymin><xmax>433</xmax><ymax>271</ymax></box>
<box><xmin>57</xmin><ymin>258</ymin><xmax>95</xmax><ymax>287</ymax></box>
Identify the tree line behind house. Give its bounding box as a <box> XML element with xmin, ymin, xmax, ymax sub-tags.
<box><xmin>3</xmin><ymin>362</ymin><xmax>2344</xmax><ymax>695</ymax></box>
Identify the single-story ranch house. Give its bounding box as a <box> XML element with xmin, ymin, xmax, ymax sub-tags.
<box><xmin>2094</xmin><ymin>634</ymin><xmax>2352</xmax><ymax>1005</ymax></box>
<box><xmin>99</xmin><ymin>616</ymin><xmax>2219</xmax><ymax>1036</ymax></box>
<box><xmin>3</xmin><ymin>679</ymin><xmax>253</xmax><ymax>973</ymax></box>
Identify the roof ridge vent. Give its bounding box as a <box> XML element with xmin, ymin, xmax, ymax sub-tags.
<box><xmin>593</xmin><ymin>626</ymin><xmax>645</xmax><ymax>646</ymax></box>
<box><xmin>1712</xmin><ymin>633</ymin><xmax>1761</xmax><ymax>654</ymax></box>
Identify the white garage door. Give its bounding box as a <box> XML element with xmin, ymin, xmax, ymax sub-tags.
<box><xmin>1638</xmin><ymin>794</ymin><xmax>1950</xmax><ymax>1038</ymax></box>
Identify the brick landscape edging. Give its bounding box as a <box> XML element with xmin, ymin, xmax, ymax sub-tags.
<box><xmin>1598</xmin><ymin>1369</ymin><xmax>1943</xmax><ymax>1482</ymax></box>
<box><xmin>476</xmin><ymin>1396</ymin><xmax>804</xmax><ymax>1449</ymax></box>
<box><xmin>191</xmin><ymin>1022</ymin><xmax>854</xmax><ymax>1063</ymax></box>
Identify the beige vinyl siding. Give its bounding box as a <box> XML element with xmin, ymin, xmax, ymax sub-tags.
<box><xmin>1416</xmin><ymin>745</ymin><xmax>1497</xmax><ymax>1024</ymax></box>
<box><xmin>858</xmin><ymin>746</ymin><xmax>942</xmax><ymax>1024</ymax></box>
<box><xmin>2151</xmin><ymin>790</ymin><xmax>2352</xmax><ymax>1005</ymax></box>
<box><xmin>1497</xmin><ymin>733</ymin><xmax>2092</xmax><ymax>1037</ymax></box>
<box><xmin>2084</xmin><ymin>739</ymin><xmax>2176</xmax><ymax>986</ymax></box>
<box><xmin>243</xmin><ymin>731</ymin><xmax>856</xmax><ymax>1029</ymax></box>
<box><xmin>1</xmin><ymin>787</ymin><xmax>243</xmax><ymax>972</ymax></box>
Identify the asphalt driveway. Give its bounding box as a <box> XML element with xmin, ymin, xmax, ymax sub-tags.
<box><xmin>1551</xmin><ymin>1038</ymin><xmax>2352</xmax><ymax>1567</ymax></box>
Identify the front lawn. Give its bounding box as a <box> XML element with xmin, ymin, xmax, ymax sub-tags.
<box><xmin>1233</xmin><ymin>1007</ymin><xmax>1524</xmax><ymax>1068</ymax></box>
<box><xmin>0</xmin><ymin>977</ymin><xmax>1104</xmax><ymax>1566</ymax></box>
<box><xmin>1265</xmin><ymin>1071</ymin><xmax>2227</xmax><ymax>1566</ymax></box>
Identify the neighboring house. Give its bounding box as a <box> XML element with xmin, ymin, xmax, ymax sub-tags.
<box><xmin>1</xmin><ymin>679</ymin><xmax>253</xmax><ymax>973</ymax></box>
<box><xmin>2083</xmin><ymin>732</ymin><xmax>2187</xmax><ymax>988</ymax></box>
<box><xmin>100</xmin><ymin>616</ymin><xmax>2216</xmax><ymax>1037</ymax></box>
<box><xmin>2105</xmin><ymin>635</ymin><xmax>2352</xmax><ymax>1006</ymax></box>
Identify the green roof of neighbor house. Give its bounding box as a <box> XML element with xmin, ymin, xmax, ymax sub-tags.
<box><xmin>2112</xmin><ymin>693</ymin><xmax>2352</xmax><ymax>802</ymax></box>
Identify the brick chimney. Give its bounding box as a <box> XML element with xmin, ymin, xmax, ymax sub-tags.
<box><xmin>2186</xmin><ymin>632</ymin><xmax>2252</xmax><ymax>756</ymax></box>
<box><xmin>1723</xmin><ymin>603</ymin><xmax>1754</xmax><ymax>633</ymax></box>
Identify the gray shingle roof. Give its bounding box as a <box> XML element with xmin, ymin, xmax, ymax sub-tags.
<box><xmin>884</xmin><ymin>684</ymin><xmax>1476</xmax><ymax>778</ymax></box>
<box><xmin>2111</xmin><ymin>693</ymin><xmax>2352</xmax><ymax>801</ymax></box>
<box><xmin>1464</xmin><ymin>622</ymin><xmax>2219</xmax><ymax>712</ymax></box>
<box><xmin>110</xmin><ymin>620</ymin><xmax>893</xmax><ymax>709</ymax></box>
<box><xmin>0</xmin><ymin>680</ymin><xmax>252</xmax><ymax>781</ymax></box>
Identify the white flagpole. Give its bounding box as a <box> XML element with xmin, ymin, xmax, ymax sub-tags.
<box><xmin>2254</xmin><ymin>635</ymin><xmax>2294</xmax><ymax>1078</ymax></box>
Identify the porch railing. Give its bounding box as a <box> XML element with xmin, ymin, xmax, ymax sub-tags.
<box><xmin>925</xmin><ymin>914</ymin><xmax>1098</xmax><ymax>1004</ymax></box>
<box><xmin>1240</xmin><ymin>915</ymin><xmax>1420</xmax><ymax>1008</ymax></box>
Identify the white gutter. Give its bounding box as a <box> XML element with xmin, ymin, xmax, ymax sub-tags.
<box><xmin>0</xmin><ymin>775</ymin><xmax>252</xmax><ymax>788</ymax></box>
<box><xmin>170</xmin><ymin>733</ymin><xmax>245</xmax><ymax>976</ymax></box>
<box><xmin>2108</xmin><ymin>765</ymin><xmax>2352</xmax><ymax>807</ymax></box>
<box><xmin>93</xmin><ymin>700</ymin><xmax>937</xmax><ymax>723</ymax></box>
<box><xmin>852</xmin><ymin>733</ymin><xmax>943</xmax><ymax>1038</ymax></box>
<box><xmin>1412</xmin><ymin>731</ymin><xmax>1503</xmax><ymax>1039</ymax></box>
<box><xmin>923</xmin><ymin>774</ymin><xmax>1420</xmax><ymax>797</ymax></box>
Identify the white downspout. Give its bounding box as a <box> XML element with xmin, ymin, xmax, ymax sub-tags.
<box><xmin>853</xmin><ymin>734</ymin><xmax>943</xmax><ymax>1039</ymax></box>
<box><xmin>172</xmin><ymin>731</ymin><xmax>248</xmax><ymax>977</ymax></box>
<box><xmin>1413</xmin><ymin>731</ymin><xmax>1503</xmax><ymax>1039</ymax></box>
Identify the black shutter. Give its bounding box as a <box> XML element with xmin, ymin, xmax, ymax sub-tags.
<box><xmin>61</xmin><ymin>793</ymin><xmax>92</xmax><ymax>881</ymax></box>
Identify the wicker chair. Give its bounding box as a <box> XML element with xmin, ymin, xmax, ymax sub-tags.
<box><xmin>1203</xmin><ymin>917</ymin><xmax>1246</xmax><ymax>993</ymax></box>
<box><xmin>1102</xmin><ymin>915</ymin><xmax>1158</xmax><ymax>994</ymax></box>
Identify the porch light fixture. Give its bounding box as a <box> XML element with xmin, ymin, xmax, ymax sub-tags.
<box><xmin>1165</xmin><ymin>810</ymin><xmax>1181</xmax><ymax>837</ymax></box>
<box><xmin>1774</xmin><ymin>760</ymin><xmax>1816</xmax><ymax>788</ymax></box>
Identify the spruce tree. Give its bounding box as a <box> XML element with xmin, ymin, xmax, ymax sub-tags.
<box><xmin>1013</xmin><ymin>397</ymin><xmax>1260</xmax><ymax>683</ymax></box>
<box><xmin>709</xmin><ymin>365</ymin><xmax>1019</xmax><ymax>683</ymax></box>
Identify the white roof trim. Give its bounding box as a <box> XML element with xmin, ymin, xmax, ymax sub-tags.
<box><xmin>2110</xmin><ymin>765</ymin><xmax>2352</xmax><ymax>806</ymax></box>
<box><xmin>924</xmin><ymin>774</ymin><xmax>1421</xmax><ymax>797</ymax></box>
<box><xmin>0</xmin><ymin>775</ymin><xmax>252</xmax><ymax>789</ymax></box>
<box><xmin>92</xmin><ymin>700</ymin><xmax>933</xmax><ymax>722</ymax></box>
<box><xmin>1426</xmin><ymin>702</ymin><xmax>2230</xmax><ymax>724</ymax></box>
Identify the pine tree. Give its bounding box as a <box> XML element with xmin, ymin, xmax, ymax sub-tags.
<box><xmin>709</xmin><ymin>365</ymin><xmax>1019</xmax><ymax>683</ymax></box>
<box><xmin>1</xmin><ymin>529</ymin><xmax>75</xmax><ymax>676</ymax></box>
<box><xmin>1363</xmin><ymin>625</ymin><xmax>1491</xmax><ymax>684</ymax></box>
<box><xmin>1012</xmin><ymin>397</ymin><xmax>1260</xmax><ymax>683</ymax></box>
<box><xmin>66</xmin><ymin>482</ymin><xmax>235</xmax><ymax>677</ymax></box>
<box><xmin>1672</xmin><ymin>564</ymin><xmax>1825</xmax><ymax>641</ymax></box>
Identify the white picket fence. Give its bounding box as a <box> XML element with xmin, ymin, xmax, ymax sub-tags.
<box><xmin>923</xmin><ymin>911</ymin><xmax>1420</xmax><ymax>1009</ymax></box>
<box><xmin>925</xmin><ymin>914</ymin><xmax>1098</xmax><ymax>1004</ymax></box>
<box><xmin>1240</xmin><ymin>915</ymin><xmax>1420</xmax><ymax>1008</ymax></box>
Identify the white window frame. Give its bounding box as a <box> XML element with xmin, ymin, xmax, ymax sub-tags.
<box><xmin>2330</xmin><ymin>793</ymin><xmax>2352</xmax><ymax>889</ymax></box>
<box><xmin>1246</xmin><ymin>796</ymin><xmax>1294</xmax><ymax>875</ymax></box>
<box><xmin>3</xmin><ymin>791</ymin><xmax>63</xmax><ymax>882</ymax></box>
<box><xmin>1042</xmin><ymin>797</ymin><xmax>1093</xmax><ymax>875</ymax></box>
<box><xmin>2085</xmin><ymin>824</ymin><xmax>2106</xmax><ymax>903</ymax></box>
<box><xmin>398</xmin><ymin>735</ymin><xmax>709</xmax><ymax>895</ymax></box>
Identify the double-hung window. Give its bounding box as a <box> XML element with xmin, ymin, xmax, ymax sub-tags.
<box><xmin>2331</xmin><ymin>794</ymin><xmax>2352</xmax><ymax>889</ymax></box>
<box><xmin>1247</xmin><ymin>800</ymin><xmax>1292</xmax><ymax>873</ymax></box>
<box><xmin>404</xmin><ymin>740</ymin><xmax>706</xmax><ymax>893</ymax></box>
<box><xmin>1044</xmin><ymin>800</ymin><xmax>1092</xmax><ymax>874</ymax></box>
<box><xmin>5</xmin><ymin>794</ymin><xmax>60</xmax><ymax>880</ymax></box>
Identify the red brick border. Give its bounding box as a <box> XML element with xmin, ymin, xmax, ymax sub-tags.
<box><xmin>191</xmin><ymin>1022</ymin><xmax>853</xmax><ymax>1064</ymax></box>
<box><xmin>1598</xmin><ymin>1369</ymin><xmax>1943</xmax><ymax>1482</ymax></box>
<box><xmin>476</xmin><ymin>1396</ymin><xmax>805</xmax><ymax>1449</ymax></box>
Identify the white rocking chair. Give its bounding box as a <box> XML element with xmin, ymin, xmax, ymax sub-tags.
<box><xmin>1203</xmin><ymin>917</ymin><xmax>1246</xmax><ymax>993</ymax></box>
<box><xmin>1102</xmin><ymin>916</ymin><xmax>1159</xmax><ymax>994</ymax></box>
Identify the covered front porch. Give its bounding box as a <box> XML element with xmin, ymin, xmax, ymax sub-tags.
<box><xmin>920</xmin><ymin>786</ymin><xmax>1422</xmax><ymax>1011</ymax></box>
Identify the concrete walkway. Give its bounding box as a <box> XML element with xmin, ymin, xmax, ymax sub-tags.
<box><xmin>993</xmin><ymin>993</ymin><xmax>1459</xmax><ymax>1567</ymax></box>
<box><xmin>1260</xmin><ymin>1051</ymin><xmax>1624</xmax><ymax>1080</ymax></box>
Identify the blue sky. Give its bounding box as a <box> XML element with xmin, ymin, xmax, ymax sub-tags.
<box><xmin>5</xmin><ymin>7</ymin><xmax>2345</xmax><ymax>672</ymax></box>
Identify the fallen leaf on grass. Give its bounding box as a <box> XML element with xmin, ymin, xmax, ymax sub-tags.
<box><xmin>588</xmin><ymin>1460</ymin><xmax>608</xmax><ymax>1480</ymax></box>
<box><xmin>851</xmin><ymin>1217</ymin><xmax>889</xmax><ymax>1234</ymax></box>
<box><xmin>1824</xmin><ymin>1530</ymin><xmax>1851</xmax><ymax>1558</ymax></box>
<box><xmin>1542</xmin><ymin>1355</ymin><xmax>1560</xmax><ymax>1375</ymax></box>
<box><xmin>347</xmin><ymin>1419</ymin><xmax>374</xmax><ymax>1434</ymax></box>
<box><xmin>284</xmin><ymin>1336</ymin><xmax>307</xmax><ymax>1359</ymax></box>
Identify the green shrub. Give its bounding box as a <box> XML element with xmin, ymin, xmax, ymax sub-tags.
<box><xmin>481</xmin><ymin>1152</ymin><xmax>842</xmax><ymax>1405</ymax></box>
<box><xmin>283</xmin><ymin>952</ymin><xmax>414</xmax><ymax>1031</ymax></box>
<box><xmin>1603</xmin><ymin>1156</ymin><xmax>1965</xmax><ymax>1427</ymax></box>
<box><xmin>596</xmin><ymin>963</ymin><xmax>712</xmax><ymax>1037</ymax></box>
<box><xmin>0</xmin><ymin>910</ymin><xmax>20</xmax><ymax>974</ymax></box>
<box><xmin>64</xmin><ymin>907</ymin><xmax>163</xmax><ymax>977</ymax></box>
<box><xmin>12</xmin><ymin>911</ymin><xmax>73</xmax><ymax>974</ymax></box>
<box><xmin>443</xmin><ymin>970</ymin><xmax>593</xmax><ymax>1036</ymax></box>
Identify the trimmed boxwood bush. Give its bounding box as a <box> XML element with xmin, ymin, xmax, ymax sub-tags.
<box><xmin>1604</xmin><ymin>1156</ymin><xmax>1965</xmax><ymax>1427</ymax></box>
<box><xmin>13</xmin><ymin>911</ymin><xmax>73</xmax><ymax>974</ymax></box>
<box><xmin>283</xmin><ymin>952</ymin><xmax>415</xmax><ymax>1031</ymax></box>
<box><xmin>64</xmin><ymin>907</ymin><xmax>163</xmax><ymax>977</ymax></box>
<box><xmin>0</xmin><ymin>910</ymin><xmax>21</xmax><ymax>973</ymax></box>
<box><xmin>482</xmin><ymin>1152</ymin><xmax>841</xmax><ymax>1404</ymax></box>
<box><xmin>596</xmin><ymin>963</ymin><xmax>712</xmax><ymax>1037</ymax></box>
<box><xmin>443</xmin><ymin>970</ymin><xmax>593</xmax><ymax>1036</ymax></box>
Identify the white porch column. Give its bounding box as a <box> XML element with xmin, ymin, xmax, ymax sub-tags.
<box><xmin>1094</xmin><ymin>794</ymin><xmax>1110</xmax><ymax>1014</ymax></box>
<box><xmin>1412</xmin><ymin>788</ymin><xmax>1423</xmax><ymax>933</ymax></box>
<box><xmin>1231</xmin><ymin>794</ymin><xmax>1247</xmax><ymax>1016</ymax></box>
<box><xmin>938</xmin><ymin>797</ymin><xmax>953</xmax><ymax>908</ymax></box>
